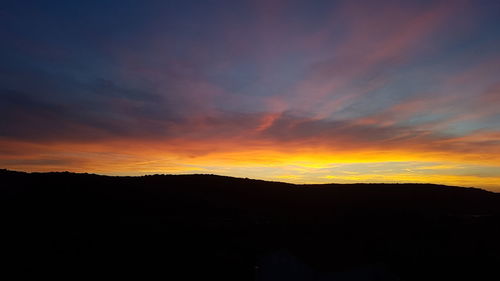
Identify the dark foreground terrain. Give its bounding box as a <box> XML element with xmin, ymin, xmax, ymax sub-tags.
<box><xmin>1</xmin><ymin>169</ymin><xmax>499</xmax><ymax>280</ymax></box>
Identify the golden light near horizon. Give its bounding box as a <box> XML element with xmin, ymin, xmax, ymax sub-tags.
<box><xmin>2</xmin><ymin>136</ymin><xmax>500</xmax><ymax>191</ymax></box>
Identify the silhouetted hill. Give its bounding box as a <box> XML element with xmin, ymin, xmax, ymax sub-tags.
<box><xmin>1</xmin><ymin>169</ymin><xmax>499</xmax><ymax>280</ymax></box>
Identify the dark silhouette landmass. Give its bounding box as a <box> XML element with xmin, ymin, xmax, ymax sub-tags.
<box><xmin>1</xmin><ymin>169</ymin><xmax>499</xmax><ymax>280</ymax></box>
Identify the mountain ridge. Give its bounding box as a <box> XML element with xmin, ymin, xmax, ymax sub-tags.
<box><xmin>1</xmin><ymin>168</ymin><xmax>499</xmax><ymax>280</ymax></box>
<box><xmin>1</xmin><ymin>168</ymin><xmax>494</xmax><ymax>193</ymax></box>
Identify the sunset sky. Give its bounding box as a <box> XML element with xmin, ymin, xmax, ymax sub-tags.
<box><xmin>1</xmin><ymin>0</ymin><xmax>500</xmax><ymax>190</ymax></box>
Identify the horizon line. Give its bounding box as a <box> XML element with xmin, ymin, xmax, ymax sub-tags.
<box><xmin>2</xmin><ymin>168</ymin><xmax>493</xmax><ymax>193</ymax></box>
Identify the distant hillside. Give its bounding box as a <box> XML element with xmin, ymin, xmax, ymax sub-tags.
<box><xmin>1</xmin><ymin>169</ymin><xmax>499</xmax><ymax>281</ymax></box>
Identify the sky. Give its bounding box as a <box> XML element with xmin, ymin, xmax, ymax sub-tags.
<box><xmin>1</xmin><ymin>0</ymin><xmax>500</xmax><ymax>191</ymax></box>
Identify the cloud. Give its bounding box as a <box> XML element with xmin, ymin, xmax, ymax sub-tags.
<box><xmin>268</xmin><ymin>0</ymin><xmax>470</xmax><ymax>118</ymax></box>
<box><xmin>1</xmin><ymin>0</ymin><xmax>500</xmax><ymax>190</ymax></box>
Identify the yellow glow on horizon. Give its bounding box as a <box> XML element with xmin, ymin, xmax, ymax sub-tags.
<box><xmin>1</xmin><ymin>138</ymin><xmax>500</xmax><ymax>192</ymax></box>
